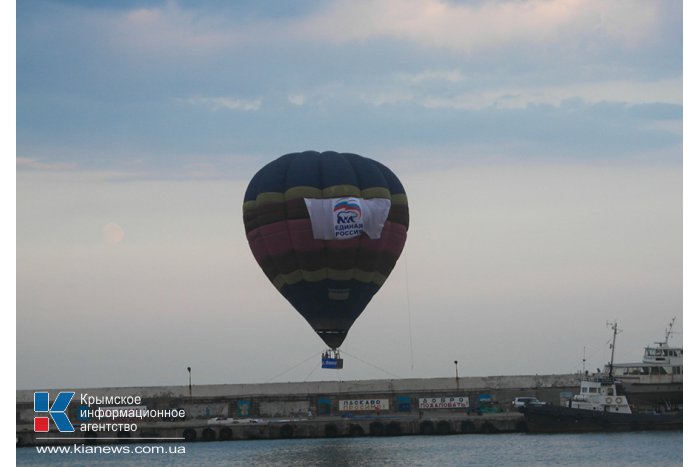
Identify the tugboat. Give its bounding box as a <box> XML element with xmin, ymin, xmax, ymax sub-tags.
<box><xmin>523</xmin><ymin>322</ymin><xmax>682</xmax><ymax>433</ymax></box>
<box><xmin>606</xmin><ymin>318</ymin><xmax>682</xmax><ymax>409</ymax></box>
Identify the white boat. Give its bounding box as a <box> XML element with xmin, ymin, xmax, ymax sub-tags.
<box><xmin>568</xmin><ymin>376</ymin><xmax>631</xmax><ymax>414</ymax></box>
<box><xmin>523</xmin><ymin>321</ymin><xmax>682</xmax><ymax>433</ymax></box>
<box><xmin>606</xmin><ymin>318</ymin><xmax>682</xmax><ymax>408</ymax></box>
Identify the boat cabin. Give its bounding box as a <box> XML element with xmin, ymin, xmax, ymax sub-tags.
<box><xmin>642</xmin><ymin>343</ymin><xmax>682</xmax><ymax>365</ymax></box>
<box><xmin>568</xmin><ymin>377</ymin><xmax>632</xmax><ymax>414</ymax></box>
<box><xmin>607</xmin><ymin>338</ymin><xmax>683</xmax><ymax>384</ymax></box>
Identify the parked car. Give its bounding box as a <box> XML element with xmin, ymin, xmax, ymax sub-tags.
<box><xmin>512</xmin><ymin>397</ymin><xmax>546</xmax><ymax>410</ymax></box>
<box><xmin>207</xmin><ymin>417</ymin><xmax>235</xmax><ymax>425</ymax></box>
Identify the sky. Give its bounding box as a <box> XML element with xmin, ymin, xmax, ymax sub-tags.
<box><xmin>15</xmin><ymin>0</ymin><xmax>685</xmax><ymax>390</ymax></box>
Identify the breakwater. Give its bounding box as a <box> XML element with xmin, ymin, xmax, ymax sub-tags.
<box><xmin>17</xmin><ymin>374</ymin><xmax>580</xmax><ymax>446</ymax></box>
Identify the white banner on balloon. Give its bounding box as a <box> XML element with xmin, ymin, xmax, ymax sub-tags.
<box><xmin>304</xmin><ymin>197</ymin><xmax>390</xmax><ymax>240</ymax></box>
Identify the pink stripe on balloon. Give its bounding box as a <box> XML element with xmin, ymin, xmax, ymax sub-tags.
<box><xmin>246</xmin><ymin>219</ymin><xmax>407</xmax><ymax>260</ymax></box>
<box><xmin>357</xmin><ymin>221</ymin><xmax>407</xmax><ymax>256</ymax></box>
<box><xmin>288</xmin><ymin>219</ymin><xmax>324</xmax><ymax>252</ymax></box>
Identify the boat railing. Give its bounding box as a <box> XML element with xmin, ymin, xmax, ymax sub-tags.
<box><xmin>582</xmin><ymin>374</ymin><xmax>616</xmax><ymax>385</ymax></box>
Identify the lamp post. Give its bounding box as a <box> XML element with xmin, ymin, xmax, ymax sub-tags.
<box><xmin>187</xmin><ymin>366</ymin><xmax>192</xmax><ymax>398</ymax></box>
<box><xmin>454</xmin><ymin>360</ymin><xmax>459</xmax><ymax>390</ymax></box>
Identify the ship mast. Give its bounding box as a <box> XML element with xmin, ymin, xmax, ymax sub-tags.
<box><xmin>663</xmin><ymin>317</ymin><xmax>676</xmax><ymax>345</ymax></box>
<box><xmin>607</xmin><ymin>321</ymin><xmax>621</xmax><ymax>378</ymax></box>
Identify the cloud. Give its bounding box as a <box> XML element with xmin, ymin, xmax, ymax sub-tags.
<box><xmin>361</xmin><ymin>90</ymin><xmax>415</xmax><ymax>107</ymax></box>
<box><xmin>287</xmin><ymin>94</ymin><xmax>306</xmax><ymax>106</ymax></box>
<box><xmin>16</xmin><ymin>157</ymin><xmax>76</xmax><ymax>171</ymax></box>
<box><xmin>53</xmin><ymin>0</ymin><xmax>665</xmax><ymax>66</ymax></box>
<box><xmin>418</xmin><ymin>77</ymin><xmax>683</xmax><ymax>110</ymax></box>
<box><xmin>179</xmin><ymin>96</ymin><xmax>262</xmax><ymax>111</ymax></box>
<box><xmin>16</xmin><ymin>0</ymin><xmax>680</xmax><ymax>174</ymax></box>
<box><xmin>398</xmin><ymin>70</ymin><xmax>465</xmax><ymax>85</ymax></box>
<box><xmin>291</xmin><ymin>74</ymin><xmax>680</xmax><ymax>111</ymax></box>
<box><xmin>293</xmin><ymin>0</ymin><xmax>661</xmax><ymax>53</ymax></box>
<box><xmin>113</xmin><ymin>2</ymin><xmax>244</xmax><ymax>57</ymax></box>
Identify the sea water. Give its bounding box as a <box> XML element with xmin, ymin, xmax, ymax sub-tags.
<box><xmin>17</xmin><ymin>432</ymin><xmax>682</xmax><ymax>466</ymax></box>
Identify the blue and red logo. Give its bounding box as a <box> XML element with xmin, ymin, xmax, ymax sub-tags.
<box><xmin>334</xmin><ymin>199</ymin><xmax>362</xmax><ymax>224</ymax></box>
<box><xmin>34</xmin><ymin>391</ymin><xmax>75</xmax><ymax>432</ymax></box>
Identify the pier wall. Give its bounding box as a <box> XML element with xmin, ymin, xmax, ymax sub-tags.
<box><xmin>17</xmin><ymin>374</ymin><xmax>580</xmax><ymax>402</ymax></box>
<box><xmin>17</xmin><ymin>374</ymin><xmax>580</xmax><ymax>445</ymax></box>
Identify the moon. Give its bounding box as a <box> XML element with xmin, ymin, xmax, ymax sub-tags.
<box><xmin>102</xmin><ymin>223</ymin><xmax>125</xmax><ymax>245</ymax></box>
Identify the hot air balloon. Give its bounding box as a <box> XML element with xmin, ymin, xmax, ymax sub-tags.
<box><xmin>243</xmin><ymin>151</ymin><xmax>409</xmax><ymax>368</ymax></box>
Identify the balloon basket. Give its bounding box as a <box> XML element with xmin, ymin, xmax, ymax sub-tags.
<box><xmin>321</xmin><ymin>349</ymin><xmax>344</xmax><ymax>369</ymax></box>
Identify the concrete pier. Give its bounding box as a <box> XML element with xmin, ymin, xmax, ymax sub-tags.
<box><xmin>17</xmin><ymin>374</ymin><xmax>579</xmax><ymax>446</ymax></box>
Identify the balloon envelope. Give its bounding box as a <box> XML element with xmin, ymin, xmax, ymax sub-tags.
<box><xmin>243</xmin><ymin>151</ymin><xmax>409</xmax><ymax>348</ymax></box>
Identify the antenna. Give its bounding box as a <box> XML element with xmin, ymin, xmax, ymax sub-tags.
<box><xmin>582</xmin><ymin>346</ymin><xmax>587</xmax><ymax>374</ymax></box>
<box><xmin>606</xmin><ymin>321</ymin><xmax>621</xmax><ymax>377</ymax></box>
<box><xmin>664</xmin><ymin>317</ymin><xmax>676</xmax><ymax>344</ymax></box>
